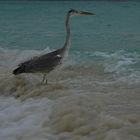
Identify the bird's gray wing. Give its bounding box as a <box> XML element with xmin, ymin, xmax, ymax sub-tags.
<box><xmin>18</xmin><ymin>48</ymin><xmax>63</xmax><ymax>73</ymax></box>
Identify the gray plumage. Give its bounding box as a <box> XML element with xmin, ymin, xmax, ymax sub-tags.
<box><xmin>13</xmin><ymin>9</ymin><xmax>94</xmax><ymax>83</ymax></box>
<box><xmin>16</xmin><ymin>48</ymin><xmax>63</xmax><ymax>74</ymax></box>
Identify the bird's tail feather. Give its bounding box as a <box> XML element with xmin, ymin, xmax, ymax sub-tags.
<box><xmin>13</xmin><ymin>66</ymin><xmax>25</xmax><ymax>75</ymax></box>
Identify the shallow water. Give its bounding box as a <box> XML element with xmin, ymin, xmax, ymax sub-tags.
<box><xmin>0</xmin><ymin>1</ymin><xmax>140</xmax><ymax>140</ymax></box>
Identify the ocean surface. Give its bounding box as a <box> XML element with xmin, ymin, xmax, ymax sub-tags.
<box><xmin>0</xmin><ymin>1</ymin><xmax>140</xmax><ymax>140</ymax></box>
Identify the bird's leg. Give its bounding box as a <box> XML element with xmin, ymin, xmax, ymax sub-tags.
<box><xmin>44</xmin><ymin>77</ymin><xmax>48</xmax><ymax>84</ymax></box>
<box><xmin>42</xmin><ymin>74</ymin><xmax>45</xmax><ymax>83</ymax></box>
<box><xmin>42</xmin><ymin>74</ymin><xmax>48</xmax><ymax>84</ymax></box>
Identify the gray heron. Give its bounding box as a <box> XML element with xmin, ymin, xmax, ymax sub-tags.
<box><xmin>13</xmin><ymin>9</ymin><xmax>94</xmax><ymax>84</ymax></box>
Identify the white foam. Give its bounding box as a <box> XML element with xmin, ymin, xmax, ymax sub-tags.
<box><xmin>92</xmin><ymin>50</ymin><xmax>139</xmax><ymax>73</ymax></box>
<box><xmin>1</xmin><ymin>90</ymin><xmax>140</xmax><ymax>140</ymax></box>
<box><xmin>0</xmin><ymin>48</ymin><xmax>140</xmax><ymax>140</ymax></box>
<box><xmin>0</xmin><ymin>97</ymin><xmax>53</xmax><ymax>140</ymax></box>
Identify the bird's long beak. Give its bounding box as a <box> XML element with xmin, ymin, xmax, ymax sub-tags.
<box><xmin>79</xmin><ymin>11</ymin><xmax>94</xmax><ymax>16</ymax></box>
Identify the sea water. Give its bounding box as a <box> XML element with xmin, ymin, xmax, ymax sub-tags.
<box><xmin>0</xmin><ymin>1</ymin><xmax>140</xmax><ymax>140</ymax></box>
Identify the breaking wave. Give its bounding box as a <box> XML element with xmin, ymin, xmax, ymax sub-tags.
<box><xmin>0</xmin><ymin>47</ymin><xmax>140</xmax><ymax>97</ymax></box>
<box><xmin>0</xmin><ymin>47</ymin><xmax>140</xmax><ymax>140</ymax></box>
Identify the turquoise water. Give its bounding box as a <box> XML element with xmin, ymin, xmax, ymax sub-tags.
<box><xmin>0</xmin><ymin>1</ymin><xmax>140</xmax><ymax>52</ymax></box>
<box><xmin>0</xmin><ymin>1</ymin><xmax>140</xmax><ymax>140</ymax></box>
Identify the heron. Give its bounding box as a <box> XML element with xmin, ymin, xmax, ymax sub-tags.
<box><xmin>13</xmin><ymin>9</ymin><xmax>94</xmax><ymax>84</ymax></box>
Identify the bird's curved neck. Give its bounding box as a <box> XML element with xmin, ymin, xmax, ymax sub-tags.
<box><xmin>63</xmin><ymin>13</ymin><xmax>71</xmax><ymax>51</ymax></box>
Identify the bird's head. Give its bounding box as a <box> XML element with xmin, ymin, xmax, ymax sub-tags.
<box><xmin>68</xmin><ymin>9</ymin><xmax>94</xmax><ymax>16</ymax></box>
